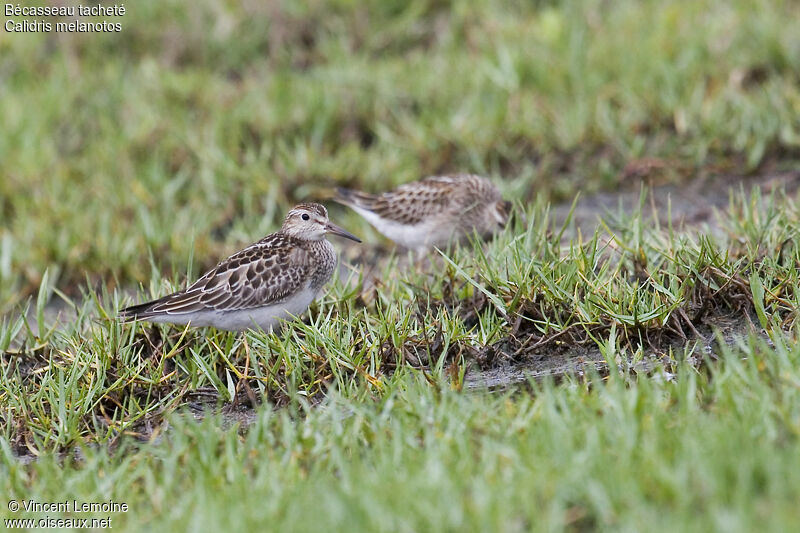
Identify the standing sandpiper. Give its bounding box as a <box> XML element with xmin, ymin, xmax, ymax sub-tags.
<box><xmin>118</xmin><ymin>203</ymin><xmax>361</xmax><ymax>332</ymax></box>
<box><xmin>334</xmin><ymin>174</ymin><xmax>511</xmax><ymax>251</ymax></box>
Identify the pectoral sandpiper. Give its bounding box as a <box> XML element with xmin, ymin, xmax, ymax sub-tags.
<box><xmin>334</xmin><ymin>174</ymin><xmax>510</xmax><ymax>251</ymax></box>
<box><xmin>118</xmin><ymin>203</ymin><xmax>361</xmax><ymax>332</ymax></box>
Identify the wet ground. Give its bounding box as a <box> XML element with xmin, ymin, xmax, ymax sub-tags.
<box><xmin>461</xmin><ymin>170</ymin><xmax>799</xmax><ymax>388</ymax></box>
<box><xmin>553</xmin><ymin>170</ymin><xmax>800</xmax><ymax>238</ymax></box>
<box><xmin>336</xmin><ymin>171</ymin><xmax>796</xmax><ymax>390</ymax></box>
<box><xmin>463</xmin><ymin>311</ymin><xmax>757</xmax><ymax>390</ymax></box>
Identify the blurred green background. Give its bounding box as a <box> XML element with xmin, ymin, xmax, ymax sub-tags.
<box><xmin>1</xmin><ymin>0</ymin><xmax>798</xmax><ymax>310</ymax></box>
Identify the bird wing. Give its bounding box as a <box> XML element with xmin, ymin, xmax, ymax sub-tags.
<box><xmin>124</xmin><ymin>234</ymin><xmax>313</xmax><ymax>318</ymax></box>
<box><xmin>337</xmin><ymin>175</ymin><xmax>464</xmax><ymax>226</ymax></box>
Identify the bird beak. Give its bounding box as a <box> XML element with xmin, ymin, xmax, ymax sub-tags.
<box><xmin>325</xmin><ymin>221</ymin><xmax>362</xmax><ymax>242</ymax></box>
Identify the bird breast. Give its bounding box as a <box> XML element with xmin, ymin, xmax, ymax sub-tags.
<box><xmin>309</xmin><ymin>239</ymin><xmax>337</xmax><ymax>290</ymax></box>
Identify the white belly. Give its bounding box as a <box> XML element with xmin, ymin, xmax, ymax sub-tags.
<box><xmin>150</xmin><ymin>286</ymin><xmax>319</xmax><ymax>332</ymax></box>
<box><xmin>352</xmin><ymin>206</ymin><xmax>455</xmax><ymax>251</ymax></box>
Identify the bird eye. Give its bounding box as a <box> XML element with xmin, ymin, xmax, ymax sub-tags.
<box><xmin>301</xmin><ymin>213</ymin><xmax>310</xmax><ymax>221</ymax></box>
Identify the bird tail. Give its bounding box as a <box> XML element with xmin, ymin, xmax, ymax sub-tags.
<box><xmin>117</xmin><ymin>298</ymin><xmax>165</xmax><ymax>322</ymax></box>
<box><xmin>333</xmin><ymin>187</ymin><xmax>379</xmax><ymax>212</ymax></box>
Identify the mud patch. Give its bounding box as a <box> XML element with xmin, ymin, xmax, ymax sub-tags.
<box><xmin>463</xmin><ymin>311</ymin><xmax>759</xmax><ymax>390</ymax></box>
<box><xmin>553</xmin><ymin>170</ymin><xmax>800</xmax><ymax>238</ymax></box>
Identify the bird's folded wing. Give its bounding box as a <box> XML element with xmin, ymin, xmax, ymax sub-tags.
<box><xmin>367</xmin><ymin>177</ymin><xmax>456</xmax><ymax>225</ymax></box>
<box><xmin>149</xmin><ymin>239</ymin><xmax>312</xmax><ymax>315</ymax></box>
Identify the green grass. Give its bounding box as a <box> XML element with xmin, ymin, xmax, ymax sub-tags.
<box><xmin>4</xmin><ymin>336</ymin><xmax>800</xmax><ymax>531</ymax></box>
<box><xmin>3</xmin><ymin>0</ymin><xmax>800</xmax><ymax>530</ymax></box>
<box><xmin>3</xmin><ymin>188</ymin><xmax>800</xmax><ymax>451</ymax></box>
<box><xmin>2</xmin><ymin>0</ymin><xmax>799</xmax><ymax>308</ymax></box>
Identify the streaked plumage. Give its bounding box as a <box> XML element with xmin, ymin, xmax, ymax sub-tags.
<box><xmin>334</xmin><ymin>174</ymin><xmax>510</xmax><ymax>251</ymax></box>
<box><xmin>118</xmin><ymin>203</ymin><xmax>360</xmax><ymax>332</ymax></box>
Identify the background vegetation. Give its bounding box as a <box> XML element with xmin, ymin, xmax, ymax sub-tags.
<box><xmin>2</xmin><ymin>0</ymin><xmax>798</xmax><ymax>309</ymax></box>
<box><xmin>2</xmin><ymin>0</ymin><xmax>800</xmax><ymax>530</ymax></box>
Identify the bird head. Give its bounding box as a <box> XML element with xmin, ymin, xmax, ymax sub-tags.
<box><xmin>282</xmin><ymin>203</ymin><xmax>361</xmax><ymax>242</ymax></box>
<box><xmin>492</xmin><ymin>200</ymin><xmax>513</xmax><ymax>229</ymax></box>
